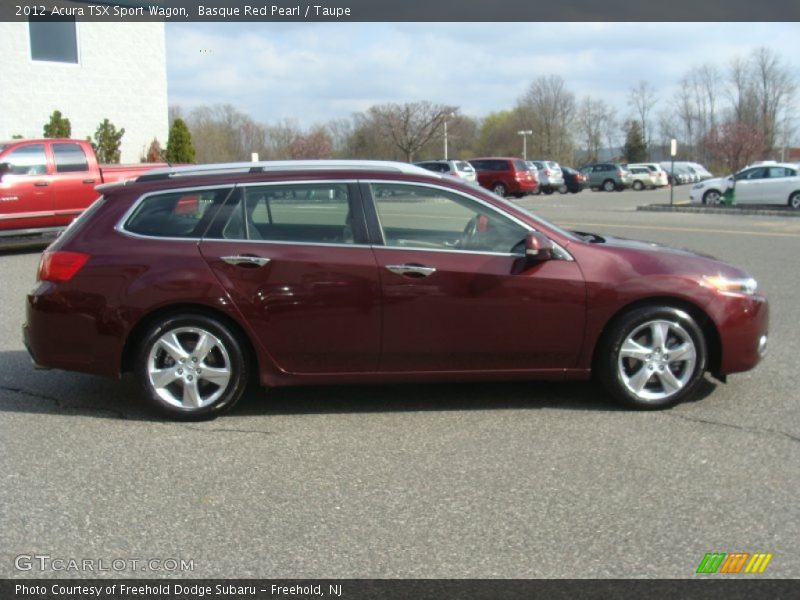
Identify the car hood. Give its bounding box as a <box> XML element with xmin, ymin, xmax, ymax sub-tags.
<box><xmin>573</xmin><ymin>232</ymin><xmax>749</xmax><ymax>279</ymax></box>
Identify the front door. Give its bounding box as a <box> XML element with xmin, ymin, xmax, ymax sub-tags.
<box><xmin>0</xmin><ymin>143</ymin><xmax>54</xmax><ymax>231</ymax></box>
<box><xmin>365</xmin><ymin>181</ymin><xmax>586</xmax><ymax>373</ymax></box>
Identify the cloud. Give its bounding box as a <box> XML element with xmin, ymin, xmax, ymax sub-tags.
<box><xmin>166</xmin><ymin>23</ymin><xmax>800</xmax><ymax>128</ymax></box>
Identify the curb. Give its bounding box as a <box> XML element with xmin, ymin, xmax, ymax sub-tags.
<box><xmin>636</xmin><ymin>204</ymin><xmax>800</xmax><ymax>218</ymax></box>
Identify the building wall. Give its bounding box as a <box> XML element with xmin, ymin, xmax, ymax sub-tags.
<box><xmin>0</xmin><ymin>22</ymin><xmax>168</xmax><ymax>163</ymax></box>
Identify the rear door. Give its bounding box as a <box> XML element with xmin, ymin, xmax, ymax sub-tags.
<box><xmin>198</xmin><ymin>180</ymin><xmax>382</xmax><ymax>374</ymax></box>
<box><xmin>50</xmin><ymin>142</ymin><xmax>99</xmax><ymax>224</ymax></box>
<box><xmin>363</xmin><ymin>181</ymin><xmax>586</xmax><ymax>372</ymax></box>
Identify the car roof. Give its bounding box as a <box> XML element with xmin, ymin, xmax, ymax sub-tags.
<box><xmin>98</xmin><ymin>160</ymin><xmax>444</xmax><ymax>194</ymax></box>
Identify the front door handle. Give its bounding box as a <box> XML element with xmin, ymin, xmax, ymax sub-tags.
<box><xmin>34</xmin><ymin>181</ymin><xmax>49</xmax><ymax>187</ymax></box>
<box><xmin>221</xmin><ymin>255</ymin><xmax>270</xmax><ymax>267</ymax></box>
<box><xmin>82</xmin><ymin>178</ymin><xmax>96</xmax><ymax>184</ymax></box>
<box><xmin>386</xmin><ymin>264</ymin><xmax>436</xmax><ymax>278</ymax></box>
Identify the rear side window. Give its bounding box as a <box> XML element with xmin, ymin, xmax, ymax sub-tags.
<box><xmin>125</xmin><ymin>188</ymin><xmax>232</xmax><ymax>238</ymax></box>
<box><xmin>53</xmin><ymin>143</ymin><xmax>89</xmax><ymax>173</ymax></box>
<box><xmin>216</xmin><ymin>183</ymin><xmax>356</xmax><ymax>245</ymax></box>
<box><xmin>456</xmin><ymin>162</ymin><xmax>474</xmax><ymax>172</ymax></box>
<box><xmin>513</xmin><ymin>160</ymin><xmax>528</xmax><ymax>171</ymax></box>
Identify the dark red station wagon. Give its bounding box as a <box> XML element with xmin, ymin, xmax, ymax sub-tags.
<box><xmin>24</xmin><ymin>161</ymin><xmax>769</xmax><ymax>419</ymax></box>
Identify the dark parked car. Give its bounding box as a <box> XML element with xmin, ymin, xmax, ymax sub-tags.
<box><xmin>24</xmin><ymin>160</ymin><xmax>768</xmax><ymax>419</ymax></box>
<box><xmin>558</xmin><ymin>166</ymin><xmax>588</xmax><ymax>194</ymax></box>
<box><xmin>469</xmin><ymin>157</ymin><xmax>538</xmax><ymax>197</ymax></box>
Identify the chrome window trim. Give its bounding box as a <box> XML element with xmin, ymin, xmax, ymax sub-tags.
<box><xmin>116</xmin><ymin>184</ymin><xmax>236</xmax><ymax>241</ymax></box>
<box><xmin>113</xmin><ymin>178</ymin><xmax>573</xmax><ymax>260</ymax></box>
<box><xmin>362</xmin><ymin>179</ymin><xmax>573</xmax><ymax>261</ymax></box>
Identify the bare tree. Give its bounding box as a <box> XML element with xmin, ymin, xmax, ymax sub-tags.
<box><xmin>186</xmin><ymin>104</ymin><xmax>267</xmax><ymax>163</ymax></box>
<box><xmin>287</xmin><ymin>127</ymin><xmax>333</xmax><ymax>159</ymax></box>
<box><xmin>516</xmin><ymin>75</ymin><xmax>576</xmax><ymax>162</ymax></box>
<box><xmin>628</xmin><ymin>81</ymin><xmax>658</xmax><ymax>158</ymax></box>
<box><xmin>576</xmin><ymin>97</ymin><xmax>616</xmax><ymax>162</ymax></box>
<box><xmin>750</xmin><ymin>47</ymin><xmax>797</xmax><ymax>156</ymax></box>
<box><xmin>369</xmin><ymin>101</ymin><xmax>457</xmax><ymax>162</ymax></box>
<box><xmin>704</xmin><ymin>120</ymin><xmax>765</xmax><ymax>171</ymax></box>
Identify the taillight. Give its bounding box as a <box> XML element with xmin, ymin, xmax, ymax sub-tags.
<box><xmin>544</xmin><ymin>169</ymin><xmax>552</xmax><ymax>176</ymax></box>
<box><xmin>38</xmin><ymin>251</ymin><xmax>90</xmax><ymax>282</ymax></box>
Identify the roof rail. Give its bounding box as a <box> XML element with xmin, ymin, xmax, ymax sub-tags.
<box><xmin>136</xmin><ymin>160</ymin><xmax>437</xmax><ymax>182</ymax></box>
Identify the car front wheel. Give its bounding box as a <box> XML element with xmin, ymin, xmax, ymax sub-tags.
<box><xmin>703</xmin><ymin>189</ymin><xmax>722</xmax><ymax>205</ymax></box>
<box><xmin>632</xmin><ymin>180</ymin><xmax>644</xmax><ymax>191</ymax></box>
<box><xmin>136</xmin><ymin>314</ymin><xmax>249</xmax><ymax>419</ymax></box>
<box><xmin>596</xmin><ymin>306</ymin><xmax>707</xmax><ymax>410</ymax></box>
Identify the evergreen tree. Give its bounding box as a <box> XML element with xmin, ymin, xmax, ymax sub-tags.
<box><xmin>94</xmin><ymin>119</ymin><xmax>126</xmax><ymax>163</ymax></box>
<box><xmin>43</xmin><ymin>110</ymin><xmax>72</xmax><ymax>138</ymax></box>
<box><xmin>623</xmin><ymin>120</ymin><xmax>647</xmax><ymax>163</ymax></box>
<box><xmin>165</xmin><ymin>118</ymin><xmax>196</xmax><ymax>164</ymax></box>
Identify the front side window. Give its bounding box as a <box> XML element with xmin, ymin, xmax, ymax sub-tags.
<box><xmin>371</xmin><ymin>183</ymin><xmax>528</xmax><ymax>254</ymax></box>
<box><xmin>53</xmin><ymin>143</ymin><xmax>89</xmax><ymax>173</ymax></box>
<box><xmin>217</xmin><ymin>183</ymin><xmax>355</xmax><ymax>244</ymax></box>
<box><xmin>125</xmin><ymin>188</ymin><xmax>232</xmax><ymax>238</ymax></box>
<box><xmin>29</xmin><ymin>18</ymin><xmax>78</xmax><ymax>63</ymax></box>
<box><xmin>2</xmin><ymin>144</ymin><xmax>48</xmax><ymax>175</ymax></box>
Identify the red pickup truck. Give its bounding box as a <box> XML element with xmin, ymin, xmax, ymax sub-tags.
<box><xmin>0</xmin><ymin>138</ymin><xmax>165</xmax><ymax>248</ymax></box>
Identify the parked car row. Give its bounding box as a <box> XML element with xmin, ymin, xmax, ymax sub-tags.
<box><xmin>411</xmin><ymin>157</ymin><xmax>715</xmax><ymax>198</ymax></box>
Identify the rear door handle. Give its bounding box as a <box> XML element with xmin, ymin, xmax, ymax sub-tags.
<box><xmin>386</xmin><ymin>264</ymin><xmax>436</xmax><ymax>278</ymax></box>
<box><xmin>82</xmin><ymin>179</ymin><xmax>96</xmax><ymax>184</ymax></box>
<box><xmin>221</xmin><ymin>255</ymin><xmax>270</xmax><ymax>267</ymax></box>
<box><xmin>34</xmin><ymin>181</ymin><xmax>49</xmax><ymax>187</ymax></box>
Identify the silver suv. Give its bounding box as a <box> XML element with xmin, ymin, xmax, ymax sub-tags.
<box><xmin>528</xmin><ymin>160</ymin><xmax>564</xmax><ymax>194</ymax></box>
<box><xmin>413</xmin><ymin>159</ymin><xmax>478</xmax><ymax>184</ymax></box>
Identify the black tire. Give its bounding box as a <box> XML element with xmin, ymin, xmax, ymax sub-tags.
<box><xmin>632</xmin><ymin>180</ymin><xmax>644</xmax><ymax>191</ymax></box>
<box><xmin>595</xmin><ymin>306</ymin><xmax>707</xmax><ymax>410</ymax></box>
<box><xmin>136</xmin><ymin>314</ymin><xmax>250</xmax><ymax>420</ymax></box>
<box><xmin>603</xmin><ymin>179</ymin><xmax>616</xmax><ymax>192</ymax></box>
<box><xmin>788</xmin><ymin>191</ymin><xmax>800</xmax><ymax>209</ymax></box>
<box><xmin>491</xmin><ymin>182</ymin><xmax>507</xmax><ymax>197</ymax></box>
<box><xmin>543</xmin><ymin>188</ymin><xmax>554</xmax><ymax>195</ymax></box>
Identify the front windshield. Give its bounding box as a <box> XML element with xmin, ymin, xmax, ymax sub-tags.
<box><xmin>487</xmin><ymin>192</ymin><xmax>582</xmax><ymax>243</ymax></box>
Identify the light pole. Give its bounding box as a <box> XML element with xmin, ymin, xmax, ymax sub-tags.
<box><xmin>517</xmin><ymin>130</ymin><xmax>533</xmax><ymax>160</ymax></box>
<box><xmin>443</xmin><ymin>112</ymin><xmax>455</xmax><ymax>159</ymax></box>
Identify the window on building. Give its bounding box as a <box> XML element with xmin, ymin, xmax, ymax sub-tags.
<box><xmin>29</xmin><ymin>18</ymin><xmax>78</xmax><ymax>64</ymax></box>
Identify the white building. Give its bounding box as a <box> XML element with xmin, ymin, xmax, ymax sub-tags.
<box><xmin>0</xmin><ymin>20</ymin><xmax>168</xmax><ymax>163</ymax></box>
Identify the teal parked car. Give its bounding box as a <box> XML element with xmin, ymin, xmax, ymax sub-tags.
<box><xmin>579</xmin><ymin>162</ymin><xmax>633</xmax><ymax>192</ymax></box>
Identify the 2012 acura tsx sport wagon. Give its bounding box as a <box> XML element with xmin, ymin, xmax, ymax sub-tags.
<box><xmin>23</xmin><ymin>161</ymin><xmax>769</xmax><ymax>419</ymax></box>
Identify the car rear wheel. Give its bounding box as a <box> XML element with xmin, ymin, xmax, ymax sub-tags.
<box><xmin>703</xmin><ymin>189</ymin><xmax>722</xmax><ymax>205</ymax></box>
<box><xmin>543</xmin><ymin>188</ymin><xmax>554</xmax><ymax>195</ymax></box>
<box><xmin>596</xmin><ymin>306</ymin><xmax>707</xmax><ymax>410</ymax></box>
<box><xmin>136</xmin><ymin>314</ymin><xmax>249</xmax><ymax>420</ymax></box>
<box><xmin>788</xmin><ymin>191</ymin><xmax>800</xmax><ymax>209</ymax></box>
<box><xmin>491</xmin><ymin>183</ymin><xmax>507</xmax><ymax>197</ymax></box>
<box><xmin>632</xmin><ymin>180</ymin><xmax>644</xmax><ymax>191</ymax></box>
<box><xmin>603</xmin><ymin>179</ymin><xmax>616</xmax><ymax>192</ymax></box>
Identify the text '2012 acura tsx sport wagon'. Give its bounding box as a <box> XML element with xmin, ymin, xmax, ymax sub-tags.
<box><xmin>23</xmin><ymin>160</ymin><xmax>769</xmax><ymax>419</ymax></box>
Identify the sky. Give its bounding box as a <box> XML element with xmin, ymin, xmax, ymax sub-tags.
<box><xmin>166</xmin><ymin>22</ymin><xmax>800</xmax><ymax>134</ymax></box>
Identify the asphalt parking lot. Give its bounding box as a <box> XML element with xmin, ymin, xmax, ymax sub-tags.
<box><xmin>1</xmin><ymin>187</ymin><xmax>798</xmax><ymax>578</ymax></box>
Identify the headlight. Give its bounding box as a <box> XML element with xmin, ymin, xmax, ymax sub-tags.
<box><xmin>702</xmin><ymin>275</ymin><xmax>758</xmax><ymax>295</ymax></box>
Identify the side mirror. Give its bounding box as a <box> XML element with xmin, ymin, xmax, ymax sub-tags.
<box><xmin>524</xmin><ymin>232</ymin><xmax>554</xmax><ymax>262</ymax></box>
